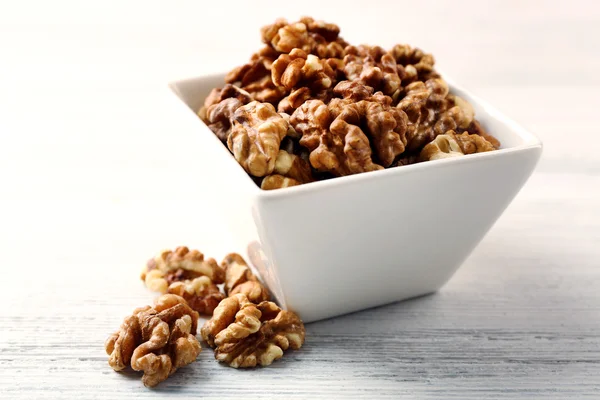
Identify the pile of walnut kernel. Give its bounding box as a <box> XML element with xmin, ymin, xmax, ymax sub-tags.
<box><xmin>199</xmin><ymin>17</ymin><xmax>500</xmax><ymax>190</ymax></box>
<box><xmin>105</xmin><ymin>247</ymin><xmax>305</xmax><ymax>388</ymax></box>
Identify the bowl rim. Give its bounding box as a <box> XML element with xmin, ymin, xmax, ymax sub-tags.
<box><xmin>168</xmin><ymin>73</ymin><xmax>543</xmax><ymax>199</ymax></box>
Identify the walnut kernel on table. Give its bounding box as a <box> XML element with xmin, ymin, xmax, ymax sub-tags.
<box><xmin>198</xmin><ymin>16</ymin><xmax>501</xmax><ymax>190</ymax></box>
<box><xmin>221</xmin><ymin>253</ymin><xmax>270</xmax><ymax>303</ymax></box>
<box><xmin>142</xmin><ymin>246</ymin><xmax>225</xmax><ymax>288</ymax></box>
<box><xmin>140</xmin><ymin>246</ymin><xmax>226</xmax><ymax>315</ymax></box>
<box><xmin>105</xmin><ymin>294</ymin><xmax>201</xmax><ymax>387</ymax></box>
<box><xmin>168</xmin><ymin>276</ymin><xmax>225</xmax><ymax>316</ymax></box>
<box><xmin>201</xmin><ymin>293</ymin><xmax>305</xmax><ymax>368</ymax></box>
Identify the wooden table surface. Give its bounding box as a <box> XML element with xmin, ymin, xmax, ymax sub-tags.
<box><xmin>1</xmin><ymin>1</ymin><xmax>599</xmax><ymax>398</ymax></box>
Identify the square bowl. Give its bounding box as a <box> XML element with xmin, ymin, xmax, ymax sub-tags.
<box><xmin>168</xmin><ymin>73</ymin><xmax>542</xmax><ymax>323</ymax></box>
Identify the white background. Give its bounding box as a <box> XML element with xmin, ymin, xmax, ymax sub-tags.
<box><xmin>1</xmin><ymin>1</ymin><xmax>599</xmax><ymax>398</ymax></box>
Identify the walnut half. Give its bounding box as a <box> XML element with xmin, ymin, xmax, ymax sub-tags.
<box><xmin>227</xmin><ymin>101</ymin><xmax>289</xmax><ymax>177</ymax></box>
<box><xmin>419</xmin><ymin>132</ymin><xmax>464</xmax><ymax>161</ymax></box>
<box><xmin>201</xmin><ymin>294</ymin><xmax>305</xmax><ymax>368</ymax></box>
<box><xmin>167</xmin><ymin>276</ymin><xmax>225</xmax><ymax>316</ymax></box>
<box><xmin>140</xmin><ymin>246</ymin><xmax>225</xmax><ymax>294</ymax></box>
<box><xmin>221</xmin><ymin>253</ymin><xmax>270</xmax><ymax>303</ymax></box>
<box><xmin>105</xmin><ymin>294</ymin><xmax>201</xmax><ymax>387</ymax></box>
<box><xmin>419</xmin><ymin>130</ymin><xmax>496</xmax><ymax>161</ymax></box>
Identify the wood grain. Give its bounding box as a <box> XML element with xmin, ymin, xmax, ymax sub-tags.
<box><xmin>0</xmin><ymin>0</ymin><xmax>599</xmax><ymax>398</ymax></box>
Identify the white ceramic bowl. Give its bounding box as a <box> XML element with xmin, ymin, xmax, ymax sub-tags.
<box><xmin>168</xmin><ymin>74</ymin><xmax>542</xmax><ymax>323</ymax></box>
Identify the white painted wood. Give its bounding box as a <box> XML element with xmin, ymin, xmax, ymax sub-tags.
<box><xmin>0</xmin><ymin>0</ymin><xmax>599</xmax><ymax>398</ymax></box>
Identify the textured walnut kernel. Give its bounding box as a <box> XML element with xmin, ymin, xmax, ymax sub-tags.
<box><xmin>299</xmin><ymin>16</ymin><xmax>340</xmax><ymax>42</ymax></box>
<box><xmin>106</xmin><ymin>312</ymin><xmax>145</xmax><ymax>372</ymax></box>
<box><xmin>453</xmin><ymin>131</ymin><xmax>497</xmax><ymax>154</ymax></box>
<box><xmin>105</xmin><ymin>294</ymin><xmax>201</xmax><ymax>387</ymax></box>
<box><xmin>270</xmin><ymin>22</ymin><xmax>312</xmax><ymax>53</ymax></box>
<box><xmin>272</xmin><ymin>50</ymin><xmax>305</xmax><ymax>89</ymax></box>
<box><xmin>272</xmin><ymin>49</ymin><xmax>335</xmax><ymax>92</ymax></box>
<box><xmin>261</xmin><ymin>19</ymin><xmax>288</xmax><ymax>47</ymax></box>
<box><xmin>200</xmin><ymin>294</ymin><xmax>259</xmax><ymax>348</ymax></box>
<box><xmin>277</xmin><ymin>87</ymin><xmax>313</xmax><ymax>113</ymax></box>
<box><xmin>344</xmin><ymin>44</ymin><xmax>387</xmax><ymax>60</ymax></box>
<box><xmin>311</xmin><ymin>36</ymin><xmax>346</xmax><ymax>59</ymax></box>
<box><xmin>343</xmin><ymin>50</ymin><xmax>401</xmax><ymax>99</ymax></box>
<box><xmin>279</xmin><ymin>112</ymin><xmax>302</xmax><ymax>139</ymax></box>
<box><xmin>221</xmin><ymin>253</ymin><xmax>270</xmax><ymax>303</ymax></box>
<box><xmin>271</xmin><ymin>48</ymin><xmax>336</xmax><ymax>112</ymax></box>
<box><xmin>141</xmin><ymin>247</ymin><xmax>225</xmax><ymax>293</ymax></box>
<box><xmin>274</xmin><ymin>149</ymin><xmax>313</xmax><ymax>183</ymax></box>
<box><xmin>290</xmin><ymin>99</ymin><xmax>343</xmax><ymax>174</ymax></box>
<box><xmin>333</xmin><ymin>99</ymin><xmax>407</xmax><ymax>167</ymax></box>
<box><xmin>397</xmin><ymin>78</ymin><xmax>453</xmax><ymax>151</ymax></box>
<box><xmin>419</xmin><ymin>132</ymin><xmax>464</xmax><ymax>161</ymax></box>
<box><xmin>246</xmin><ymin>76</ymin><xmax>287</xmax><ymax>104</ymax></box>
<box><xmin>202</xmin><ymin>88</ymin><xmax>224</xmax><ymax>111</ymax></box>
<box><xmin>168</xmin><ymin>276</ymin><xmax>225</xmax><ymax>316</ymax></box>
<box><xmin>277</xmin><ymin>96</ymin><xmax>294</xmax><ymax>114</ymax></box>
<box><xmin>199</xmin><ymin>84</ymin><xmax>253</xmax><ymax>130</ymax></box>
<box><xmin>262</xmin><ymin>17</ymin><xmax>345</xmax><ymax>58</ymax></box>
<box><xmin>226</xmin><ymin>47</ymin><xmax>278</xmax><ymax>85</ymax></box>
<box><xmin>432</xmin><ymin>94</ymin><xmax>475</xmax><ymax>135</ymax></box>
<box><xmin>142</xmin><ymin>268</ymin><xmax>169</xmax><ymax>294</ymax></box>
<box><xmin>225</xmin><ymin>48</ymin><xmax>286</xmax><ymax>105</ymax></box>
<box><xmin>466</xmin><ymin>119</ymin><xmax>501</xmax><ymax>149</ymax></box>
<box><xmin>448</xmin><ymin>95</ymin><xmax>474</xmax><ymax>128</ymax></box>
<box><xmin>261</xmin><ymin>174</ymin><xmax>302</xmax><ymax>190</ymax></box>
<box><xmin>203</xmin><ymin>84</ymin><xmax>253</xmax><ymax>110</ymax></box>
<box><xmin>291</xmin><ymin>99</ymin><xmax>378</xmax><ymax>176</ymax></box>
<box><xmin>227</xmin><ymin>101</ymin><xmax>289</xmax><ymax>177</ymax></box>
<box><xmin>379</xmin><ymin>54</ymin><xmax>402</xmax><ymax>98</ymax></box>
<box><xmin>333</xmin><ymin>80</ymin><xmax>374</xmax><ymax>101</ymax></box>
<box><xmin>419</xmin><ymin>130</ymin><xmax>494</xmax><ymax>161</ymax></box>
<box><xmin>290</xmin><ymin>95</ymin><xmax>406</xmax><ymax>175</ymax></box>
<box><xmin>326</xmin><ymin>57</ymin><xmax>346</xmax><ymax>80</ymax></box>
<box><xmin>390</xmin><ymin>44</ymin><xmax>437</xmax><ymax>84</ymax></box>
<box><xmin>201</xmin><ymin>294</ymin><xmax>305</xmax><ymax>368</ymax></box>
<box><xmin>206</xmin><ymin>98</ymin><xmax>245</xmax><ymax>142</ymax></box>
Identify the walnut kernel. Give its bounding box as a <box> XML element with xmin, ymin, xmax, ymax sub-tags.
<box><xmin>201</xmin><ymin>294</ymin><xmax>305</xmax><ymax>368</ymax></box>
<box><xmin>227</xmin><ymin>101</ymin><xmax>289</xmax><ymax>177</ymax></box>
<box><xmin>221</xmin><ymin>253</ymin><xmax>270</xmax><ymax>303</ymax></box>
<box><xmin>141</xmin><ymin>247</ymin><xmax>225</xmax><ymax>294</ymax></box>
<box><xmin>167</xmin><ymin>276</ymin><xmax>225</xmax><ymax>316</ymax></box>
<box><xmin>105</xmin><ymin>294</ymin><xmax>201</xmax><ymax>387</ymax></box>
